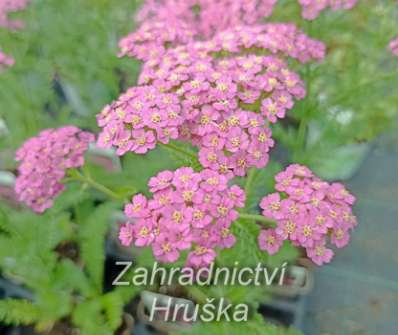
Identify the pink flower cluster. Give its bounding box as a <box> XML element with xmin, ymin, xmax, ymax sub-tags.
<box><xmin>0</xmin><ymin>0</ymin><xmax>30</xmax><ymax>29</ymax></box>
<box><xmin>120</xmin><ymin>20</ymin><xmax>325</xmax><ymax>63</ymax></box>
<box><xmin>119</xmin><ymin>0</ymin><xmax>357</xmax><ymax>58</ymax></box>
<box><xmin>389</xmin><ymin>37</ymin><xmax>398</xmax><ymax>57</ymax></box>
<box><xmin>0</xmin><ymin>0</ymin><xmax>30</xmax><ymax>70</ymax></box>
<box><xmin>15</xmin><ymin>126</ymin><xmax>94</xmax><ymax>213</ymax></box>
<box><xmin>100</xmin><ymin>24</ymin><xmax>325</xmax><ymax>176</ymax></box>
<box><xmin>119</xmin><ymin>167</ymin><xmax>245</xmax><ymax>266</ymax></box>
<box><xmin>119</xmin><ymin>0</ymin><xmax>278</xmax><ymax>60</ymax></box>
<box><xmin>0</xmin><ymin>49</ymin><xmax>14</xmax><ymax>70</ymax></box>
<box><xmin>258</xmin><ymin>164</ymin><xmax>357</xmax><ymax>265</ymax></box>
<box><xmin>298</xmin><ymin>0</ymin><xmax>358</xmax><ymax>20</ymax></box>
<box><xmin>97</xmin><ymin>86</ymin><xmax>184</xmax><ymax>155</ymax></box>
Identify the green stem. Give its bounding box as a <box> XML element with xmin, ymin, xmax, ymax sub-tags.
<box><xmin>294</xmin><ymin>20</ymin><xmax>313</xmax><ymax>159</ymax></box>
<box><xmin>159</xmin><ymin>142</ymin><xmax>197</xmax><ymax>161</ymax></box>
<box><xmin>67</xmin><ymin>170</ymin><xmax>124</xmax><ymax>201</ymax></box>
<box><xmin>238</xmin><ymin>213</ymin><xmax>275</xmax><ymax>226</ymax></box>
<box><xmin>244</xmin><ymin>168</ymin><xmax>256</xmax><ymax>205</ymax></box>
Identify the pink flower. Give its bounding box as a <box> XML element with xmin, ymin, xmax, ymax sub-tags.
<box><xmin>186</xmin><ymin>246</ymin><xmax>217</xmax><ymax>267</ymax></box>
<box><xmin>153</xmin><ymin>235</ymin><xmax>180</xmax><ymax>263</ymax></box>
<box><xmin>228</xmin><ymin>185</ymin><xmax>246</xmax><ymax>208</ymax></box>
<box><xmin>131</xmin><ymin>129</ymin><xmax>156</xmax><ymax>154</ymax></box>
<box><xmin>217</xmin><ymin>226</ymin><xmax>237</xmax><ymax>249</ymax></box>
<box><xmin>0</xmin><ymin>50</ymin><xmax>14</xmax><ymax>70</ymax></box>
<box><xmin>260</xmin><ymin>193</ymin><xmax>283</xmax><ymax>219</ymax></box>
<box><xmin>119</xmin><ymin>223</ymin><xmax>134</xmax><ymax>247</ymax></box>
<box><xmin>297</xmin><ymin>222</ymin><xmax>322</xmax><ymax>248</ymax></box>
<box><xmin>306</xmin><ymin>242</ymin><xmax>334</xmax><ymax>266</ymax></box>
<box><xmin>258</xmin><ymin>229</ymin><xmax>283</xmax><ymax>255</ymax></box>
<box><xmin>125</xmin><ymin>194</ymin><xmax>149</xmax><ymax>218</ymax></box>
<box><xmin>148</xmin><ymin>170</ymin><xmax>174</xmax><ymax>192</ymax></box>
<box><xmin>261</xmin><ymin>97</ymin><xmax>285</xmax><ymax>123</ymax></box>
<box><xmin>328</xmin><ymin>183</ymin><xmax>356</xmax><ymax>205</ymax></box>
<box><xmin>331</xmin><ymin>226</ymin><xmax>350</xmax><ymax>248</ymax></box>
<box><xmin>389</xmin><ymin>37</ymin><xmax>398</xmax><ymax>57</ymax></box>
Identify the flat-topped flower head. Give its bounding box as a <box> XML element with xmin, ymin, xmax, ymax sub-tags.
<box><xmin>15</xmin><ymin>126</ymin><xmax>94</xmax><ymax>213</ymax></box>
<box><xmin>119</xmin><ymin>24</ymin><xmax>324</xmax><ymax>175</ymax></box>
<box><xmin>119</xmin><ymin>0</ymin><xmax>354</xmax><ymax>61</ymax></box>
<box><xmin>96</xmin><ymin>86</ymin><xmax>184</xmax><ymax>155</ymax></box>
<box><xmin>259</xmin><ymin>164</ymin><xmax>357</xmax><ymax>265</ymax></box>
<box><xmin>118</xmin><ymin>0</ymin><xmax>280</xmax><ymax>60</ymax></box>
<box><xmin>298</xmin><ymin>0</ymin><xmax>358</xmax><ymax>20</ymax></box>
<box><xmin>120</xmin><ymin>167</ymin><xmax>245</xmax><ymax>266</ymax></box>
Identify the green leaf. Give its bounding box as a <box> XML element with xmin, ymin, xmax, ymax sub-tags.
<box><xmin>174</xmin><ymin>313</ymin><xmax>302</xmax><ymax>335</ymax></box>
<box><xmin>0</xmin><ymin>299</ymin><xmax>41</xmax><ymax>326</ymax></box>
<box><xmin>78</xmin><ymin>202</ymin><xmax>117</xmax><ymax>293</ymax></box>
<box><xmin>53</xmin><ymin>259</ymin><xmax>95</xmax><ymax>297</ymax></box>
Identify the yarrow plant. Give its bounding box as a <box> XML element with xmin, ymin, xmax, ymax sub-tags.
<box><xmin>258</xmin><ymin>164</ymin><xmax>357</xmax><ymax>265</ymax></box>
<box><xmin>13</xmin><ymin>0</ymin><xmax>361</xmax><ymax>270</ymax></box>
<box><xmin>119</xmin><ymin>167</ymin><xmax>245</xmax><ymax>267</ymax></box>
<box><xmin>99</xmin><ymin>23</ymin><xmax>324</xmax><ymax>176</ymax></box>
<box><xmin>15</xmin><ymin>126</ymin><xmax>94</xmax><ymax>213</ymax></box>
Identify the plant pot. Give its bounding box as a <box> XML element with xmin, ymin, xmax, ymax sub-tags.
<box><xmin>259</xmin><ymin>258</ymin><xmax>314</xmax><ymax>329</ymax></box>
<box><xmin>268</xmin><ymin>258</ymin><xmax>314</xmax><ymax>298</ymax></box>
<box><xmin>0</xmin><ymin>277</ymin><xmax>32</xmax><ymax>300</ymax></box>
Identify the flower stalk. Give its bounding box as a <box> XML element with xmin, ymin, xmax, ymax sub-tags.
<box><xmin>67</xmin><ymin>170</ymin><xmax>124</xmax><ymax>202</ymax></box>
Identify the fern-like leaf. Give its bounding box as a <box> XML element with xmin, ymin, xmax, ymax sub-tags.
<box><xmin>78</xmin><ymin>202</ymin><xmax>116</xmax><ymax>293</ymax></box>
<box><xmin>0</xmin><ymin>299</ymin><xmax>41</xmax><ymax>326</ymax></box>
